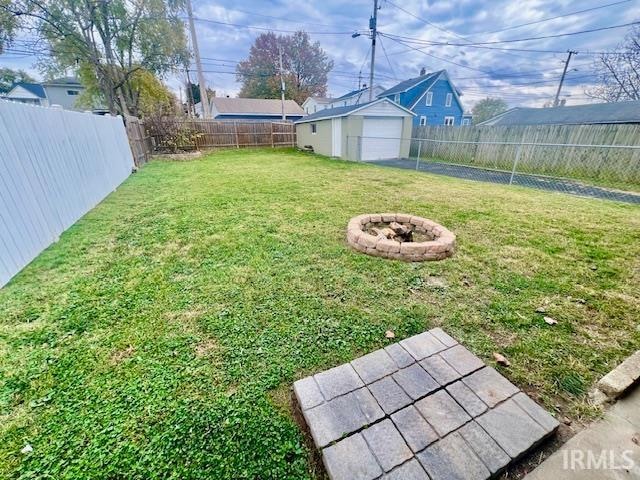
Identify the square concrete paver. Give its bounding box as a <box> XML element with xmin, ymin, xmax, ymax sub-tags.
<box><xmin>391</xmin><ymin>405</ymin><xmax>438</xmax><ymax>452</ymax></box>
<box><xmin>294</xmin><ymin>328</ymin><xmax>559</xmax><ymax>480</ymax></box>
<box><xmin>322</xmin><ymin>433</ymin><xmax>382</xmax><ymax>480</ymax></box>
<box><xmin>392</xmin><ymin>363</ymin><xmax>439</xmax><ymax>400</ymax></box>
<box><xmin>415</xmin><ymin>389</ymin><xmax>471</xmax><ymax>436</ymax></box>
<box><xmin>314</xmin><ymin>363</ymin><xmax>364</xmax><ymax>400</ymax></box>
<box><xmin>368</xmin><ymin>376</ymin><xmax>412</xmax><ymax>414</ymax></box>
<box><xmin>417</xmin><ymin>432</ymin><xmax>491</xmax><ymax>480</ymax></box>
<box><xmin>361</xmin><ymin>419</ymin><xmax>413</xmax><ymax>472</ymax></box>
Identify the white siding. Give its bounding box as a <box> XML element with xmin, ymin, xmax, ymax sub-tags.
<box><xmin>354</xmin><ymin>101</ymin><xmax>412</xmax><ymax>117</ymax></box>
<box><xmin>0</xmin><ymin>100</ymin><xmax>133</xmax><ymax>287</ymax></box>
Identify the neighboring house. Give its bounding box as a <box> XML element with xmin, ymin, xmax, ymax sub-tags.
<box><xmin>302</xmin><ymin>85</ymin><xmax>386</xmax><ymax>114</ymax></box>
<box><xmin>3</xmin><ymin>77</ymin><xmax>84</xmax><ymax>110</ymax></box>
<box><xmin>206</xmin><ymin>97</ymin><xmax>305</xmax><ymax>121</ymax></box>
<box><xmin>302</xmin><ymin>97</ymin><xmax>333</xmax><ymax>114</ymax></box>
<box><xmin>378</xmin><ymin>69</ymin><xmax>469</xmax><ymax>126</ymax></box>
<box><xmin>295</xmin><ymin>98</ymin><xmax>415</xmax><ymax>161</ymax></box>
<box><xmin>478</xmin><ymin>100</ymin><xmax>640</xmax><ymax>126</ymax></box>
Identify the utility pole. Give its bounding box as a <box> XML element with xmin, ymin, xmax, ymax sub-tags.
<box><xmin>185</xmin><ymin>68</ymin><xmax>195</xmax><ymax>117</ymax></box>
<box><xmin>368</xmin><ymin>0</ymin><xmax>378</xmax><ymax>101</ymax></box>
<box><xmin>278</xmin><ymin>44</ymin><xmax>286</xmax><ymax>120</ymax></box>
<box><xmin>186</xmin><ymin>0</ymin><xmax>210</xmax><ymax>118</ymax></box>
<box><xmin>553</xmin><ymin>50</ymin><xmax>577</xmax><ymax>107</ymax></box>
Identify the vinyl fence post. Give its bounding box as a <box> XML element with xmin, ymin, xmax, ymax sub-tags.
<box><xmin>416</xmin><ymin>139</ymin><xmax>422</xmax><ymax>171</ymax></box>
<box><xmin>509</xmin><ymin>142</ymin><xmax>523</xmax><ymax>185</ymax></box>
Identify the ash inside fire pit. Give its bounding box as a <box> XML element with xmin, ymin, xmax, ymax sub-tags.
<box><xmin>347</xmin><ymin>213</ymin><xmax>455</xmax><ymax>262</ymax></box>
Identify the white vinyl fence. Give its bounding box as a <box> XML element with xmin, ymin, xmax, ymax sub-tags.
<box><xmin>0</xmin><ymin>100</ymin><xmax>134</xmax><ymax>287</ymax></box>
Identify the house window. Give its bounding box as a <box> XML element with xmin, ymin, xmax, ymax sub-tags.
<box><xmin>67</xmin><ymin>90</ymin><xmax>80</xmax><ymax>96</ymax></box>
<box><xmin>394</xmin><ymin>94</ymin><xmax>400</xmax><ymax>103</ymax></box>
<box><xmin>462</xmin><ymin>118</ymin><xmax>470</xmax><ymax>126</ymax></box>
<box><xmin>425</xmin><ymin>92</ymin><xmax>433</xmax><ymax>106</ymax></box>
<box><xmin>311</xmin><ymin>123</ymin><xmax>317</xmax><ymax>134</ymax></box>
<box><xmin>445</xmin><ymin>93</ymin><xmax>452</xmax><ymax>107</ymax></box>
<box><xmin>419</xmin><ymin>116</ymin><xmax>427</xmax><ymax>126</ymax></box>
<box><xmin>444</xmin><ymin>116</ymin><xmax>455</xmax><ymax>126</ymax></box>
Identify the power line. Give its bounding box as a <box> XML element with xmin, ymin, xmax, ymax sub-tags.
<box><xmin>191</xmin><ymin>16</ymin><xmax>355</xmax><ymax>35</ymax></box>
<box><xmin>378</xmin><ymin>34</ymin><xmax>398</xmax><ymax>80</ymax></box>
<box><xmin>382</xmin><ymin>21</ymin><xmax>640</xmax><ymax>47</ymax></box>
<box><xmin>384</xmin><ymin>0</ymin><xmax>468</xmax><ymax>42</ymax></box>
<box><xmin>477</xmin><ymin>0</ymin><xmax>633</xmax><ymax>35</ymax></box>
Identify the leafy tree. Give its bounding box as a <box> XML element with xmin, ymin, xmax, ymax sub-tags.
<box><xmin>471</xmin><ymin>97</ymin><xmax>509</xmax><ymax>124</ymax></box>
<box><xmin>1</xmin><ymin>0</ymin><xmax>189</xmax><ymax>116</ymax></box>
<box><xmin>236</xmin><ymin>31</ymin><xmax>333</xmax><ymax>104</ymax></box>
<box><xmin>0</xmin><ymin>0</ymin><xmax>18</xmax><ymax>54</ymax></box>
<box><xmin>587</xmin><ymin>26</ymin><xmax>640</xmax><ymax>102</ymax></box>
<box><xmin>77</xmin><ymin>65</ymin><xmax>177</xmax><ymax>117</ymax></box>
<box><xmin>0</xmin><ymin>67</ymin><xmax>35</xmax><ymax>92</ymax></box>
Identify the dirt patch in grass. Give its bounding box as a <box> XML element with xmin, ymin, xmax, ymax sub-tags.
<box><xmin>109</xmin><ymin>345</ymin><xmax>135</xmax><ymax>365</ymax></box>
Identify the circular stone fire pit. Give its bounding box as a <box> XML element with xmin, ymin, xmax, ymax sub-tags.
<box><xmin>346</xmin><ymin>213</ymin><xmax>455</xmax><ymax>261</ymax></box>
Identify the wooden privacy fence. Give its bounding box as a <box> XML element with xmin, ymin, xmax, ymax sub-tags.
<box><xmin>412</xmin><ymin>124</ymin><xmax>640</xmax><ymax>186</ymax></box>
<box><xmin>141</xmin><ymin>118</ymin><xmax>296</xmax><ymax>152</ymax></box>
<box><xmin>125</xmin><ymin>116</ymin><xmax>153</xmax><ymax>167</ymax></box>
<box><xmin>0</xmin><ymin>100</ymin><xmax>134</xmax><ymax>287</ymax></box>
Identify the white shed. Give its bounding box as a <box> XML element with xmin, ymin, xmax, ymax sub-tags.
<box><xmin>295</xmin><ymin>98</ymin><xmax>415</xmax><ymax>161</ymax></box>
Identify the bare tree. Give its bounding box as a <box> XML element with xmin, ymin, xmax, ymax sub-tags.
<box><xmin>587</xmin><ymin>26</ymin><xmax>640</xmax><ymax>102</ymax></box>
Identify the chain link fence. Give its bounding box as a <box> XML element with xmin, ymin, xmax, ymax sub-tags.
<box><xmin>350</xmin><ymin>135</ymin><xmax>640</xmax><ymax>204</ymax></box>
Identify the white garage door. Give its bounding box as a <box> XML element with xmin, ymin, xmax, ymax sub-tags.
<box><xmin>361</xmin><ymin>117</ymin><xmax>403</xmax><ymax>160</ymax></box>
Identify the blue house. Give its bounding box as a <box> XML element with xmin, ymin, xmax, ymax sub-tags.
<box><xmin>378</xmin><ymin>69</ymin><xmax>471</xmax><ymax>126</ymax></box>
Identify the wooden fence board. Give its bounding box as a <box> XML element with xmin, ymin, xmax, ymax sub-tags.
<box><xmin>139</xmin><ymin>118</ymin><xmax>296</xmax><ymax>152</ymax></box>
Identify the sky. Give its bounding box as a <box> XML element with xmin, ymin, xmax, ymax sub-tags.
<box><xmin>1</xmin><ymin>0</ymin><xmax>639</xmax><ymax>111</ymax></box>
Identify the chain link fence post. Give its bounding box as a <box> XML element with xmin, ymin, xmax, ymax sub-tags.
<box><xmin>415</xmin><ymin>138</ymin><xmax>422</xmax><ymax>171</ymax></box>
<box><xmin>509</xmin><ymin>141</ymin><xmax>523</xmax><ymax>185</ymax></box>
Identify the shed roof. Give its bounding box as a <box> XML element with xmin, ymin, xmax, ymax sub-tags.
<box><xmin>210</xmin><ymin>97</ymin><xmax>304</xmax><ymax>116</ymax></box>
<box><xmin>479</xmin><ymin>101</ymin><xmax>640</xmax><ymax>126</ymax></box>
<box><xmin>295</xmin><ymin>98</ymin><xmax>415</xmax><ymax>124</ymax></box>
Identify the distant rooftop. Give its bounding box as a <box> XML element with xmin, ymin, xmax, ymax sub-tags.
<box><xmin>211</xmin><ymin>97</ymin><xmax>304</xmax><ymax>115</ymax></box>
<box><xmin>479</xmin><ymin>101</ymin><xmax>640</xmax><ymax>126</ymax></box>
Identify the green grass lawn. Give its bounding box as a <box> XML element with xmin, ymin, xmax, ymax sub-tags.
<box><xmin>1</xmin><ymin>148</ymin><xmax>639</xmax><ymax>479</ymax></box>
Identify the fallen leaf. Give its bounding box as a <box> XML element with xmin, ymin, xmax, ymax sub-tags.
<box><xmin>535</xmin><ymin>306</ymin><xmax>547</xmax><ymax>314</ymax></box>
<box><xmin>385</xmin><ymin>330</ymin><xmax>395</xmax><ymax>339</ymax></box>
<box><xmin>493</xmin><ymin>352</ymin><xmax>511</xmax><ymax>367</ymax></box>
<box><xmin>21</xmin><ymin>444</ymin><xmax>33</xmax><ymax>454</ymax></box>
<box><xmin>544</xmin><ymin>316</ymin><xmax>558</xmax><ymax>325</ymax></box>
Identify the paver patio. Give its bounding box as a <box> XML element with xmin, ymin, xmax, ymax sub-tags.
<box><xmin>294</xmin><ymin>328</ymin><xmax>559</xmax><ymax>480</ymax></box>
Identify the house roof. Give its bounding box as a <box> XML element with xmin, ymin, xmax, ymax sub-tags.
<box><xmin>478</xmin><ymin>101</ymin><xmax>640</xmax><ymax>126</ymax></box>
<box><xmin>210</xmin><ymin>97</ymin><xmax>304</xmax><ymax>116</ymax></box>
<box><xmin>380</xmin><ymin>71</ymin><xmax>444</xmax><ymax>96</ymax></box>
<box><xmin>295</xmin><ymin>98</ymin><xmax>415</xmax><ymax>124</ymax></box>
<box><xmin>43</xmin><ymin>76</ymin><xmax>82</xmax><ymax>86</ymax></box>
<box><xmin>8</xmin><ymin>82</ymin><xmax>47</xmax><ymax>99</ymax></box>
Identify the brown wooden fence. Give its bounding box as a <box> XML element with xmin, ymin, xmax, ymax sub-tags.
<box><xmin>124</xmin><ymin>116</ymin><xmax>153</xmax><ymax>167</ymax></box>
<box><xmin>144</xmin><ymin>118</ymin><xmax>296</xmax><ymax>152</ymax></box>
